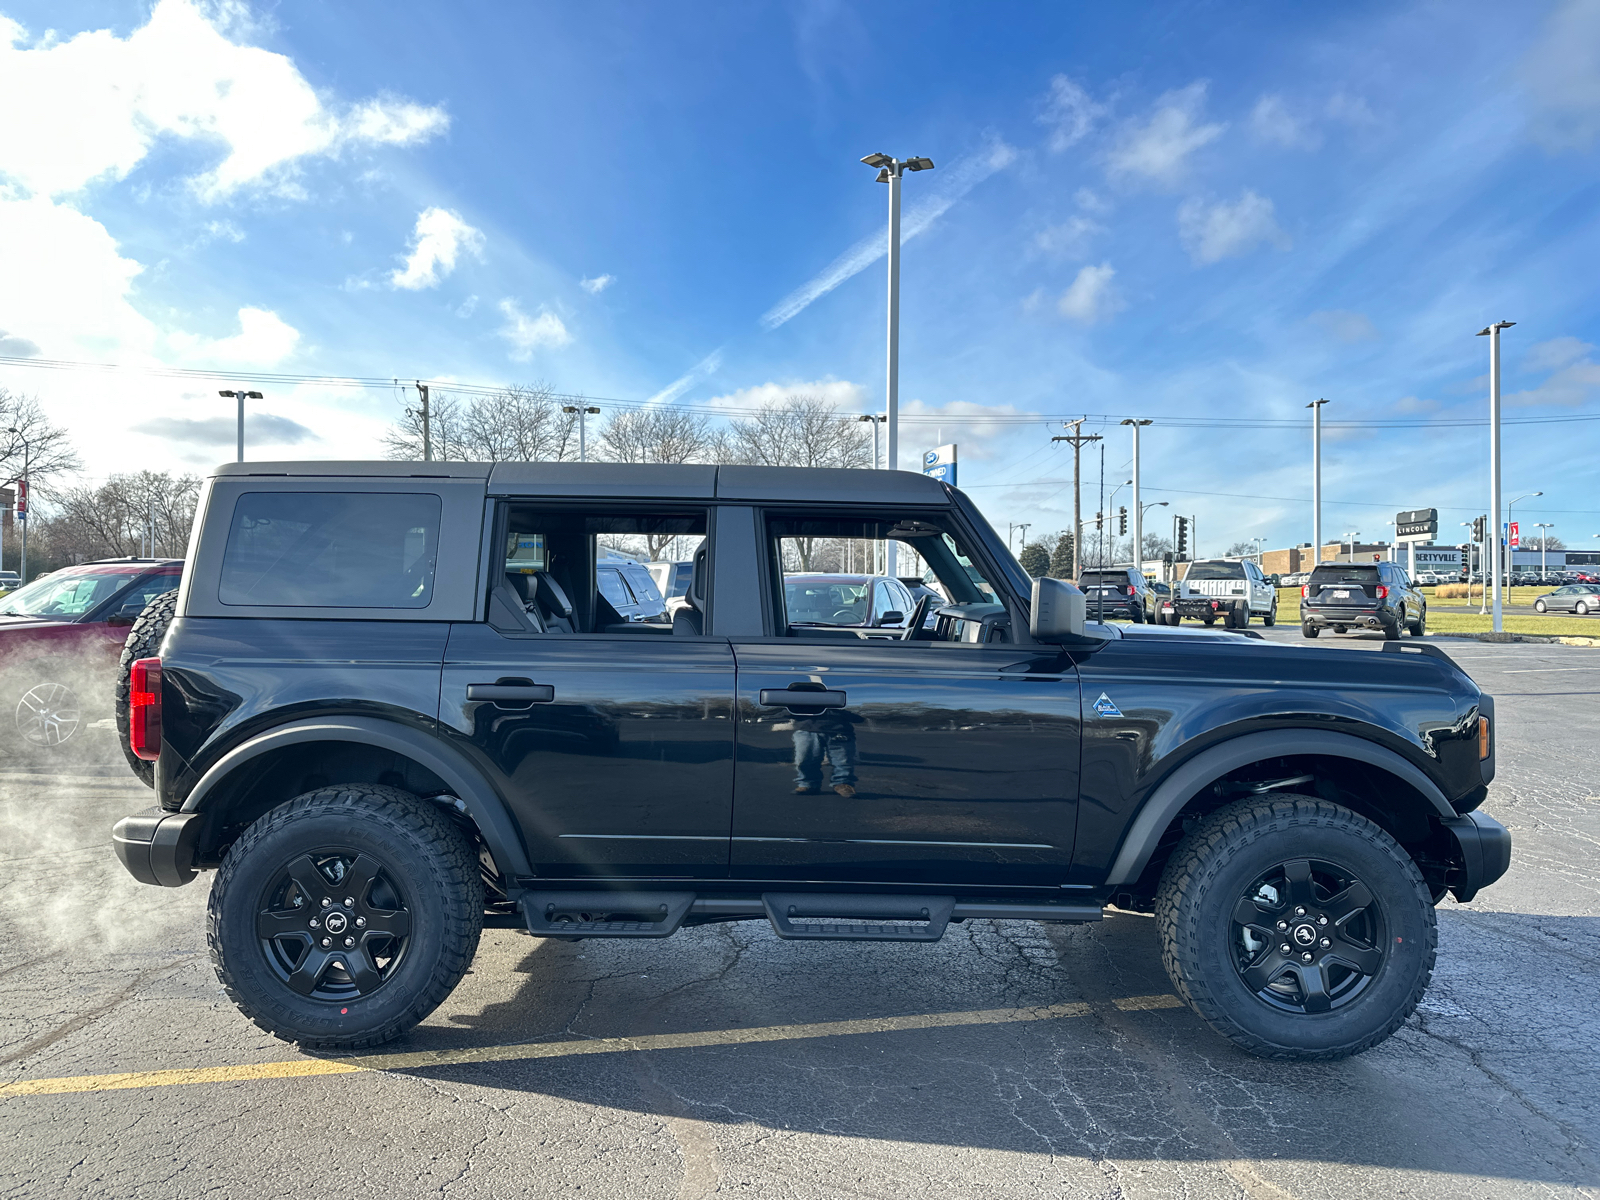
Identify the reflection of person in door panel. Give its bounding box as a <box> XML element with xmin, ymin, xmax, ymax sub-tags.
<box><xmin>791</xmin><ymin>706</ymin><xmax>863</xmax><ymax>798</ymax></box>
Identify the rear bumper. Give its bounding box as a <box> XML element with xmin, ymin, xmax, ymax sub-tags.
<box><xmin>1302</xmin><ymin>606</ymin><xmax>1394</xmax><ymax>629</ymax></box>
<box><xmin>1175</xmin><ymin>597</ymin><xmax>1242</xmax><ymax>617</ymax></box>
<box><xmin>112</xmin><ymin>808</ymin><xmax>202</xmax><ymax>887</ymax></box>
<box><xmin>1440</xmin><ymin>811</ymin><xmax>1512</xmax><ymax>902</ymax></box>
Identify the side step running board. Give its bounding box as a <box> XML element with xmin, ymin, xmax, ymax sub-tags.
<box><xmin>762</xmin><ymin>893</ymin><xmax>955</xmax><ymax>942</ymax></box>
<box><xmin>522</xmin><ymin>891</ymin><xmax>695</xmax><ymax>938</ymax></box>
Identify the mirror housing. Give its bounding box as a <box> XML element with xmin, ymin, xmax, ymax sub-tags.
<box><xmin>1030</xmin><ymin>577</ymin><xmax>1087</xmax><ymax>642</ymax></box>
<box><xmin>874</xmin><ymin>610</ymin><xmax>904</xmax><ymax>628</ymax></box>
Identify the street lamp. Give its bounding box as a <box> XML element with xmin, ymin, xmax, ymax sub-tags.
<box><xmin>862</xmin><ymin>151</ymin><xmax>934</xmax><ymax>579</ymax></box>
<box><xmin>1476</xmin><ymin>320</ymin><xmax>1515</xmax><ymax>631</ymax></box>
<box><xmin>1344</xmin><ymin>531</ymin><xmax>1361</xmax><ymax>562</ymax></box>
<box><xmin>1533</xmin><ymin>522</ymin><xmax>1554</xmax><ymax>578</ymax></box>
<box><xmin>856</xmin><ymin>413</ymin><xmax>886</xmax><ymax>469</ymax></box>
<box><xmin>217</xmin><ymin>389</ymin><xmax>263</xmax><ymax>462</ymax></box>
<box><xmin>1307</xmin><ymin>399</ymin><xmax>1329</xmax><ymax>564</ymax></box>
<box><xmin>1251</xmin><ymin>536</ymin><xmax>1264</xmax><ymax>564</ymax></box>
<box><xmin>561</xmin><ymin>405</ymin><xmax>601</xmax><ymax>462</ymax></box>
<box><xmin>1120</xmin><ymin>419</ymin><xmax>1152</xmax><ymax>573</ymax></box>
<box><xmin>1507</xmin><ymin>491</ymin><xmax>1542</xmax><ymax>587</ymax></box>
<box><xmin>5</xmin><ymin>426</ymin><xmax>27</xmax><ymax>586</ymax></box>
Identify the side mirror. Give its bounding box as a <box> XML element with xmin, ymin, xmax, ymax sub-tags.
<box><xmin>107</xmin><ymin>600</ymin><xmax>146</xmax><ymax>628</ymax></box>
<box><xmin>874</xmin><ymin>610</ymin><xmax>904</xmax><ymax>628</ymax></box>
<box><xmin>1030</xmin><ymin>577</ymin><xmax>1086</xmax><ymax>642</ymax></box>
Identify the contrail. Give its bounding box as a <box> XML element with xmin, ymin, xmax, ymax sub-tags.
<box><xmin>760</xmin><ymin>138</ymin><xmax>1018</xmax><ymax>331</ymax></box>
<box><xmin>644</xmin><ymin>347</ymin><xmax>724</xmax><ymax>405</ymax></box>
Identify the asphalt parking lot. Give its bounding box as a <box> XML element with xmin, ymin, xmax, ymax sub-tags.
<box><xmin>2</xmin><ymin>636</ymin><xmax>1597</xmax><ymax>1199</ymax></box>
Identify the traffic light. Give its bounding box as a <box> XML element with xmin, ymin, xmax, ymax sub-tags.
<box><xmin>1118</xmin><ymin>506</ymin><xmax>1128</xmax><ymax>535</ymax></box>
<box><xmin>1176</xmin><ymin>516</ymin><xmax>1188</xmax><ymax>558</ymax></box>
<box><xmin>1472</xmin><ymin>515</ymin><xmax>1486</xmax><ymax>542</ymax></box>
<box><xmin>1095</xmin><ymin>510</ymin><xmax>1103</xmax><ymax>532</ymax></box>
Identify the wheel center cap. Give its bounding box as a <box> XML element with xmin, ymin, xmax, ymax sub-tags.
<box><xmin>323</xmin><ymin>911</ymin><xmax>349</xmax><ymax>935</ymax></box>
<box><xmin>1291</xmin><ymin>922</ymin><xmax>1318</xmax><ymax>948</ymax></box>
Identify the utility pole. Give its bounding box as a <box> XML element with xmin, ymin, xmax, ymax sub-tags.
<box><xmin>1121</xmin><ymin>418</ymin><xmax>1151</xmax><ymax>571</ymax></box>
<box><xmin>1307</xmin><ymin>399</ymin><xmax>1328</xmax><ymax>565</ymax></box>
<box><xmin>1052</xmin><ymin>418</ymin><xmax>1101</xmax><ymax>579</ymax></box>
<box><xmin>1477</xmin><ymin>321</ymin><xmax>1515</xmax><ymax>633</ymax></box>
<box><xmin>562</xmin><ymin>404</ymin><xmax>602</xmax><ymax>462</ymax></box>
<box><xmin>416</xmin><ymin>382</ymin><xmax>431</xmax><ymax>461</ymax></box>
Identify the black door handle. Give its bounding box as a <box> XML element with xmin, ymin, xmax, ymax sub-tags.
<box><xmin>759</xmin><ymin>687</ymin><xmax>847</xmax><ymax>709</ymax></box>
<box><xmin>467</xmin><ymin>682</ymin><xmax>555</xmax><ymax>704</ymax></box>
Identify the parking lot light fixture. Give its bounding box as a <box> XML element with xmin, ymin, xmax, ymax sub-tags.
<box><xmin>1344</xmin><ymin>531</ymin><xmax>1360</xmax><ymax>562</ymax></box>
<box><xmin>217</xmin><ymin>389</ymin><xmax>264</xmax><ymax>462</ymax></box>
<box><xmin>1533</xmin><ymin>523</ymin><xmax>1554</xmax><ymax>577</ymax></box>
<box><xmin>561</xmin><ymin>405</ymin><xmax>602</xmax><ymax>462</ymax></box>
<box><xmin>1477</xmin><ymin>320</ymin><xmax>1516</xmax><ymax>631</ymax></box>
<box><xmin>1507</xmin><ymin>491</ymin><xmax>1543</xmax><ymax>587</ymax></box>
<box><xmin>1307</xmin><ymin>399</ymin><xmax>1329</xmax><ymax>563</ymax></box>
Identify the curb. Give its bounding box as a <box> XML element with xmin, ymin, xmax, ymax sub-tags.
<box><xmin>1424</xmin><ymin>632</ymin><xmax>1600</xmax><ymax>647</ymax></box>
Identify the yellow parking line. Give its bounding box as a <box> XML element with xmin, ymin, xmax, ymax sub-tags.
<box><xmin>1</xmin><ymin>995</ymin><xmax>1185</xmax><ymax>1099</ymax></box>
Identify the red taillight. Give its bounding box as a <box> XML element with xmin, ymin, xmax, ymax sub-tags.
<box><xmin>1301</xmin><ymin>585</ymin><xmax>1309</xmax><ymax>598</ymax></box>
<box><xmin>1124</xmin><ymin>585</ymin><xmax>1135</xmax><ymax>595</ymax></box>
<box><xmin>130</xmin><ymin>657</ymin><xmax>162</xmax><ymax>762</ymax></box>
<box><xmin>1376</xmin><ymin>585</ymin><xmax>1388</xmax><ymax>599</ymax></box>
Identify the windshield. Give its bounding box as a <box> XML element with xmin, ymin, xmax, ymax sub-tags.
<box><xmin>1185</xmin><ymin>561</ymin><xmax>1246</xmax><ymax>581</ymax></box>
<box><xmin>1310</xmin><ymin>565</ymin><xmax>1379</xmax><ymax>583</ymax></box>
<box><xmin>1080</xmin><ymin>572</ymin><xmax>1130</xmax><ymax>585</ymax></box>
<box><xmin>0</xmin><ymin>570</ymin><xmax>144</xmax><ymax>617</ymax></box>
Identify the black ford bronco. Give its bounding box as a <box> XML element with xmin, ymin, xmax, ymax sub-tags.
<box><xmin>112</xmin><ymin>461</ymin><xmax>1509</xmax><ymax>1060</ymax></box>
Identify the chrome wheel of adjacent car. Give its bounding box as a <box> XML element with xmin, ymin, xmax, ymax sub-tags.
<box><xmin>15</xmin><ymin>681</ymin><xmax>81</xmax><ymax>746</ymax></box>
<box><xmin>1534</xmin><ymin>599</ymin><xmax>1547</xmax><ymax>613</ymax></box>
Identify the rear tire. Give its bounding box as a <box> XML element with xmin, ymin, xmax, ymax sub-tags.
<box><xmin>115</xmin><ymin>589</ymin><xmax>179</xmax><ymax>787</ymax></box>
<box><xmin>1384</xmin><ymin>610</ymin><xmax>1403</xmax><ymax>640</ymax></box>
<box><xmin>208</xmin><ymin>784</ymin><xmax>483</xmax><ymax>1051</ymax></box>
<box><xmin>1155</xmin><ymin>795</ymin><xmax>1436</xmax><ymax>1060</ymax></box>
<box><xmin>1579</xmin><ymin>602</ymin><xmax>1591</xmax><ymax>616</ymax></box>
<box><xmin>1301</xmin><ymin>623</ymin><xmax>1320</xmax><ymax>638</ymax></box>
<box><xmin>1263</xmin><ymin>600</ymin><xmax>1277</xmax><ymax>627</ymax></box>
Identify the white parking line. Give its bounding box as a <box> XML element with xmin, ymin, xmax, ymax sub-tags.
<box><xmin>1502</xmin><ymin>668</ymin><xmax>1600</xmax><ymax>674</ymax></box>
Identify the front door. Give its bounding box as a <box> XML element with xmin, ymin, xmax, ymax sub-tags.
<box><xmin>728</xmin><ymin>508</ymin><xmax>1081</xmax><ymax>886</ymax></box>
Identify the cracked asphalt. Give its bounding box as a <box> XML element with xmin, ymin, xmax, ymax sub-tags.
<box><xmin>2</xmin><ymin>636</ymin><xmax>1597</xmax><ymax>1199</ymax></box>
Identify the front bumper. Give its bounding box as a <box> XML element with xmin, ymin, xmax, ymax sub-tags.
<box><xmin>1440</xmin><ymin>811</ymin><xmax>1512</xmax><ymax>902</ymax></box>
<box><xmin>112</xmin><ymin>808</ymin><xmax>202</xmax><ymax>887</ymax></box>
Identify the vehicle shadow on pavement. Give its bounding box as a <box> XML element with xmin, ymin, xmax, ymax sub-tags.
<box><xmin>332</xmin><ymin>908</ymin><xmax>1600</xmax><ymax>1189</ymax></box>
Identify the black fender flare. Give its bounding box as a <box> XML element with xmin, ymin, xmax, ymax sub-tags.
<box><xmin>179</xmin><ymin>715</ymin><xmax>532</xmax><ymax>878</ymax></box>
<box><xmin>1105</xmin><ymin>729</ymin><xmax>1456</xmax><ymax>886</ymax></box>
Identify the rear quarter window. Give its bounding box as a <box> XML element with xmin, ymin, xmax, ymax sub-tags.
<box><xmin>219</xmin><ymin>491</ymin><xmax>442</xmax><ymax>609</ymax></box>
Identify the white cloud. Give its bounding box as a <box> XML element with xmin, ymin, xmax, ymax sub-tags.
<box><xmin>1394</xmin><ymin>395</ymin><xmax>1439</xmax><ymax>413</ymax></box>
<box><xmin>701</xmin><ymin>378</ymin><xmax>864</xmax><ymax>414</ymax></box>
<box><xmin>170</xmin><ymin>306</ymin><xmax>301</xmax><ymax>366</ymax></box>
<box><xmin>456</xmin><ymin>294</ymin><xmax>479</xmax><ymax>319</ymax></box>
<box><xmin>1520</xmin><ymin>0</ymin><xmax>1600</xmax><ymax>150</ymax></box>
<box><xmin>580</xmin><ymin>274</ymin><xmax>615</xmax><ymax>295</ymax></box>
<box><xmin>1106</xmin><ymin>82</ymin><xmax>1225</xmax><ymax>188</ymax></box>
<box><xmin>1507</xmin><ymin>359</ymin><xmax>1600</xmax><ymax>407</ymax></box>
<box><xmin>761</xmin><ymin>138</ymin><xmax>1017</xmax><ymax>329</ymax></box>
<box><xmin>898</xmin><ymin>399</ymin><xmax>1034</xmax><ymax>459</ymax></box>
<box><xmin>1523</xmin><ymin>335</ymin><xmax>1593</xmax><ymax>372</ymax></box>
<box><xmin>1309</xmin><ymin>309</ymin><xmax>1379</xmax><ymax>343</ymax></box>
<box><xmin>1177</xmin><ymin>190</ymin><xmax>1290</xmax><ymax>264</ymax></box>
<box><xmin>1251</xmin><ymin>95</ymin><xmax>1319</xmax><ymax>149</ymax></box>
<box><xmin>198</xmin><ymin>219</ymin><xmax>246</xmax><ymax>246</ymax></box>
<box><xmin>1057</xmin><ymin>263</ymin><xmax>1122</xmax><ymax>323</ymax></box>
<box><xmin>1033</xmin><ymin>215</ymin><xmax>1104</xmax><ymax>259</ymax></box>
<box><xmin>1325</xmin><ymin>92</ymin><xmax>1378</xmax><ymax>127</ymax></box>
<box><xmin>389</xmin><ymin>207</ymin><xmax>484</xmax><ymax>290</ymax></box>
<box><xmin>0</xmin><ymin>0</ymin><xmax>448</xmax><ymax>201</ymax></box>
<box><xmin>647</xmin><ymin>349</ymin><xmax>725</xmax><ymax>405</ymax></box>
<box><xmin>1074</xmin><ymin>187</ymin><xmax>1111</xmax><ymax>215</ymax></box>
<box><xmin>497</xmin><ymin>299</ymin><xmax>571</xmax><ymax>361</ymax></box>
<box><xmin>1039</xmin><ymin>75</ymin><xmax>1107</xmax><ymax>152</ymax></box>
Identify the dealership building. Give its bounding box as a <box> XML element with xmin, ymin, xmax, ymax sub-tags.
<box><xmin>1260</xmin><ymin>542</ymin><xmax>1599</xmax><ymax>577</ymax></box>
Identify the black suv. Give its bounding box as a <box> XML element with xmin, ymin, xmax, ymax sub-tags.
<box><xmin>1301</xmin><ymin>561</ymin><xmax>1426</xmax><ymax>640</ymax></box>
<box><xmin>1076</xmin><ymin>567</ymin><xmax>1153</xmax><ymax>622</ymax></box>
<box><xmin>112</xmin><ymin>461</ymin><xmax>1506</xmax><ymax>1060</ymax></box>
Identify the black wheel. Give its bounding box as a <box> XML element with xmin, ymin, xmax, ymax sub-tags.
<box><xmin>208</xmin><ymin>784</ymin><xmax>483</xmax><ymax>1050</ymax></box>
<box><xmin>1410</xmin><ymin>606</ymin><xmax>1426</xmax><ymax>637</ymax></box>
<box><xmin>115</xmin><ymin>589</ymin><xmax>179</xmax><ymax>787</ymax></box>
<box><xmin>1130</xmin><ymin>603</ymin><xmax>1145</xmax><ymax>624</ymax></box>
<box><xmin>1333</xmin><ymin>625</ymin><xmax>1347</xmax><ymax>634</ymax></box>
<box><xmin>1203</xmin><ymin>616</ymin><xmax>1216</xmax><ymax>626</ymax></box>
<box><xmin>1383</xmin><ymin>610</ymin><xmax>1403</xmax><ymax>640</ymax></box>
<box><xmin>1301</xmin><ymin>623</ymin><xmax>1320</xmax><ymax>638</ymax></box>
<box><xmin>1156</xmin><ymin>795</ymin><xmax>1436</xmax><ymax>1060</ymax></box>
<box><xmin>1233</xmin><ymin>602</ymin><xmax>1251</xmax><ymax>629</ymax></box>
<box><xmin>1263</xmin><ymin>600</ymin><xmax>1277</xmax><ymax>627</ymax></box>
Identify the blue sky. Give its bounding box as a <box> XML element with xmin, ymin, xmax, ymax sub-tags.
<box><xmin>1</xmin><ymin>0</ymin><xmax>1598</xmax><ymax>554</ymax></box>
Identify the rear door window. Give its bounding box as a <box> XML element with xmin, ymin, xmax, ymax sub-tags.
<box><xmin>597</xmin><ymin>567</ymin><xmax>636</xmax><ymax>609</ymax></box>
<box><xmin>219</xmin><ymin>491</ymin><xmax>441</xmax><ymax>609</ymax></box>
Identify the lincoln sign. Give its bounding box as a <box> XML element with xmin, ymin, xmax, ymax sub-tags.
<box><xmin>1395</xmin><ymin>508</ymin><xmax>1438</xmax><ymax>541</ymax></box>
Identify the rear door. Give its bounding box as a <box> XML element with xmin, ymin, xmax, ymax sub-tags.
<box><xmin>729</xmin><ymin>506</ymin><xmax>1081</xmax><ymax>887</ymax></box>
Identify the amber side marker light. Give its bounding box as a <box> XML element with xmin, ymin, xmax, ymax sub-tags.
<box><xmin>1478</xmin><ymin>715</ymin><xmax>1491</xmax><ymax>761</ymax></box>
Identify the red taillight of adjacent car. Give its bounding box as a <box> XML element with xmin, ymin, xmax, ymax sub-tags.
<box><xmin>1301</xmin><ymin>585</ymin><xmax>1309</xmax><ymax>598</ymax></box>
<box><xmin>130</xmin><ymin>657</ymin><xmax>162</xmax><ymax>761</ymax></box>
<box><xmin>1375</xmin><ymin>585</ymin><xmax>1389</xmax><ymax>599</ymax></box>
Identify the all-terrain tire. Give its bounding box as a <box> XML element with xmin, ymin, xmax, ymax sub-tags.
<box><xmin>115</xmin><ymin>589</ymin><xmax>179</xmax><ymax>787</ymax></box>
<box><xmin>1155</xmin><ymin>795</ymin><xmax>1436</xmax><ymax>1060</ymax></box>
<box><xmin>208</xmin><ymin>784</ymin><xmax>483</xmax><ymax>1051</ymax></box>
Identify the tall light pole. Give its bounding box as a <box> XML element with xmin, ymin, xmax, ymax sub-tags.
<box><xmin>857</xmin><ymin>413</ymin><xmax>886</xmax><ymax>469</ymax></box>
<box><xmin>1344</xmin><ymin>531</ymin><xmax>1361</xmax><ymax>563</ymax></box>
<box><xmin>862</xmin><ymin>152</ymin><xmax>934</xmax><ymax>577</ymax></box>
<box><xmin>562</xmin><ymin>405</ymin><xmax>601</xmax><ymax>462</ymax></box>
<box><xmin>1507</xmin><ymin>491</ymin><xmax>1542</xmax><ymax>586</ymax></box>
<box><xmin>1534</xmin><ymin>523</ymin><xmax>1554</xmax><ymax>578</ymax></box>
<box><xmin>1121</xmin><ymin>418</ymin><xmax>1152</xmax><ymax>569</ymax></box>
<box><xmin>218</xmin><ymin>389</ymin><xmax>263</xmax><ymax>462</ymax></box>
<box><xmin>1307</xmin><ymin>399</ymin><xmax>1329</xmax><ymax>565</ymax></box>
<box><xmin>6</xmin><ymin>427</ymin><xmax>27</xmax><ymax>586</ymax></box>
<box><xmin>1476</xmin><ymin>320</ymin><xmax>1515</xmax><ymax>631</ymax></box>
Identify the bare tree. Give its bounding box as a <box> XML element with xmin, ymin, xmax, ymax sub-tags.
<box><xmin>600</xmin><ymin>406</ymin><xmax>719</xmax><ymax>466</ymax></box>
<box><xmin>1523</xmin><ymin>535</ymin><xmax>1565</xmax><ymax>551</ymax></box>
<box><xmin>382</xmin><ymin>391</ymin><xmax>462</xmax><ymax>461</ymax></box>
<box><xmin>49</xmin><ymin>471</ymin><xmax>202</xmax><ymax>561</ymax></box>
<box><xmin>0</xmin><ymin>389</ymin><xmax>80</xmax><ymax>493</ymax></box>
<box><xmin>723</xmin><ymin>394</ymin><xmax>873</xmax><ymax>469</ymax></box>
<box><xmin>383</xmin><ymin>384</ymin><xmax>579</xmax><ymax>462</ymax></box>
<box><xmin>1224</xmin><ymin>540</ymin><xmax>1257</xmax><ymax>558</ymax></box>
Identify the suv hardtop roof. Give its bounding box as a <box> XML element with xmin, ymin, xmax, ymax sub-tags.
<box><xmin>212</xmin><ymin>460</ymin><xmax>951</xmax><ymax>503</ymax></box>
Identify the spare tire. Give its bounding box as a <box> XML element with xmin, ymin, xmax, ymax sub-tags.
<box><xmin>115</xmin><ymin>589</ymin><xmax>179</xmax><ymax>787</ymax></box>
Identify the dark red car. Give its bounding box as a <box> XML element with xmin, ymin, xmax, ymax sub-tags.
<box><xmin>0</xmin><ymin>558</ymin><xmax>182</xmax><ymax>748</ymax></box>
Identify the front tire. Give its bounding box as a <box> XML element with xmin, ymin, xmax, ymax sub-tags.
<box><xmin>1155</xmin><ymin>795</ymin><xmax>1436</xmax><ymax>1060</ymax></box>
<box><xmin>208</xmin><ymin>784</ymin><xmax>483</xmax><ymax>1050</ymax></box>
<box><xmin>1535</xmin><ymin>599</ymin><xmax>1547</xmax><ymax>613</ymax></box>
<box><xmin>1410</xmin><ymin>606</ymin><xmax>1426</xmax><ymax>637</ymax></box>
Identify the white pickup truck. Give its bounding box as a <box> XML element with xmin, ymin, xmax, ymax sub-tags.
<box><xmin>1169</xmin><ymin>558</ymin><xmax>1278</xmax><ymax>628</ymax></box>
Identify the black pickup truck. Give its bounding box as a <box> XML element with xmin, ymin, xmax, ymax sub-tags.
<box><xmin>112</xmin><ymin>461</ymin><xmax>1508</xmax><ymax>1061</ymax></box>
